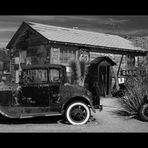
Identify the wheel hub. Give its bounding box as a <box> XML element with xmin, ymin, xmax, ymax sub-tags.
<box><xmin>70</xmin><ymin>106</ymin><xmax>86</xmax><ymax>122</ymax></box>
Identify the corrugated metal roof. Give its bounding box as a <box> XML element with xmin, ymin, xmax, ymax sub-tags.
<box><xmin>26</xmin><ymin>21</ymin><xmax>146</xmax><ymax>52</ymax></box>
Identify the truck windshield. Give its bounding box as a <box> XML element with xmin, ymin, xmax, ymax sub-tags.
<box><xmin>49</xmin><ymin>69</ymin><xmax>60</xmax><ymax>82</ymax></box>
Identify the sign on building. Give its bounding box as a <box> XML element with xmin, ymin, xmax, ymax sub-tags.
<box><xmin>79</xmin><ymin>49</ymin><xmax>90</xmax><ymax>62</ymax></box>
<box><xmin>120</xmin><ymin>69</ymin><xmax>146</xmax><ymax>76</ymax></box>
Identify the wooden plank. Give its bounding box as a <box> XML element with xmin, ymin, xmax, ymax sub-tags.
<box><xmin>117</xmin><ymin>55</ymin><xmax>124</xmax><ymax>76</ymax></box>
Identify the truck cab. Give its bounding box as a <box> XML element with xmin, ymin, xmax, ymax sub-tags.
<box><xmin>0</xmin><ymin>64</ymin><xmax>102</xmax><ymax>125</ymax></box>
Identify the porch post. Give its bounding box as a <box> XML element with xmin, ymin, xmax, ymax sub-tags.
<box><xmin>117</xmin><ymin>54</ymin><xmax>124</xmax><ymax>76</ymax></box>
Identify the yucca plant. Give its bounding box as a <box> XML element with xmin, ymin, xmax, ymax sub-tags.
<box><xmin>69</xmin><ymin>60</ymin><xmax>87</xmax><ymax>86</ymax></box>
<box><xmin>79</xmin><ymin>60</ymin><xmax>87</xmax><ymax>86</ymax></box>
<box><xmin>69</xmin><ymin>60</ymin><xmax>80</xmax><ymax>84</ymax></box>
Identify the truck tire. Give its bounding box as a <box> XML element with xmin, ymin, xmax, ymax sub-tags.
<box><xmin>66</xmin><ymin>102</ymin><xmax>90</xmax><ymax>125</ymax></box>
<box><xmin>139</xmin><ymin>104</ymin><xmax>148</xmax><ymax>121</ymax></box>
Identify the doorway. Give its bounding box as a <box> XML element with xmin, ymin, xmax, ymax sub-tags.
<box><xmin>98</xmin><ymin>64</ymin><xmax>110</xmax><ymax>96</ymax></box>
<box><xmin>85</xmin><ymin>56</ymin><xmax>116</xmax><ymax>98</ymax></box>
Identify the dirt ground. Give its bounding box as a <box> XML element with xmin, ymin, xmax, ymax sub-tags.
<box><xmin>0</xmin><ymin>97</ymin><xmax>148</xmax><ymax>133</ymax></box>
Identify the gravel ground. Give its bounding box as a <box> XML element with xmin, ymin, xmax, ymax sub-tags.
<box><xmin>0</xmin><ymin>97</ymin><xmax>148</xmax><ymax>133</ymax></box>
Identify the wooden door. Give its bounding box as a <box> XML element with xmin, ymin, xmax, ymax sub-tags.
<box><xmin>98</xmin><ymin>65</ymin><xmax>107</xmax><ymax>96</ymax></box>
<box><xmin>98</xmin><ymin>65</ymin><xmax>111</xmax><ymax>96</ymax></box>
<box><xmin>106</xmin><ymin>65</ymin><xmax>111</xmax><ymax>96</ymax></box>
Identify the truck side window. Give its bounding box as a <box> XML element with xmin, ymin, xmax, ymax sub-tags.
<box><xmin>49</xmin><ymin>69</ymin><xmax>60</xmax><ymax>82</ymax></box>
<box><xmin>24</xmin><ymin>69</ymin><xmax>48</xmax><ymax>83</ymax></box>
<box><xmin>35</xmin><ymin>70</ymin><xmax>47</xmax><ymax>82</ymax></box>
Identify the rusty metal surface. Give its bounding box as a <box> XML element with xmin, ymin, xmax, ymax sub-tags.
<box><xmin>0</xmin><ymin>65</ymin><xmax>94</xmax><ymax>119</ymax></box>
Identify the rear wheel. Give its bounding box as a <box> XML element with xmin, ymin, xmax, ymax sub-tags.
<box><xmin>139</xmin><ymin>104</ymin><xmax>148</xmax><ymax>121</ymax></box>
<box><xmin>66</xmin><ymin>102</ymin><xmax>90</xmax><ymax>125</ymax></box>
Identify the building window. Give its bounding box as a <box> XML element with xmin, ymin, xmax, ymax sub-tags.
<box><xmin>126</xmin><ymin>55</ymin><xmax>135</xmax><ymax>68</ymax></box>
<box><xmin>50</xmin><ymin>47</ymin><xmax>60</xmax><ymax>64</ymax></box>
<box><xmin>60</xmin><ymin>49</ymin><xmax>76</xmax><ymax>65</ymax></box>
<box><xmin>19</xmin><ymin>50</ymin><xmax>27</xmax><ymax>64</ymax></box>
<box><xmin>135</xmin><ymin>56</ymin><xmax>139</xmax><ymax>67</ymax></box>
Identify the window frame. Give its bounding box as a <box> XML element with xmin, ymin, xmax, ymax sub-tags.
<box><xmin>48</xmin><ymin>68</ymin><xmax>61</xmax><ymax>83</ymax></box>
<box><xmin>22</xmin><ymin>68</ymin><xmax>48</xmax><ymax>85</ymax></box>
<box><xmin>60</xmin><ymin>48</ymin><xmax>76</xmax><ymax>65</ymax></box>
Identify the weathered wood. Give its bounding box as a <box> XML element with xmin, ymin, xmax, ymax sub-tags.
<box><xmin>117</xmin><ymin>55</ymin><xmax>124</xmax><ymax>76</ymax></box>
<box><xmin>91</xmin><ymin>47</ymin><xmax>146</xmax><ymax>56</ymax></box>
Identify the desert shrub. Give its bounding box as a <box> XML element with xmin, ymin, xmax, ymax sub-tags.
<box><xmin>69</xmin><ymin>60</ymin><xmax>80</xmax><ymax>84</ymax></box>
<box><xmin>118</xmin><ymin>70</ymin><xmax>148</xmax><ymax>118</ymax></box>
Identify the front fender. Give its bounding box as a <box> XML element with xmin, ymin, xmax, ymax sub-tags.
<box><xmin>61</xmin><ymin>95</ymin><xmax>96</xmax><ymax>114</ymax></box>
<box><xmin>82</xmin><ymin>95</ymin><xmax>96</xmax><ymax>113</ymax></box>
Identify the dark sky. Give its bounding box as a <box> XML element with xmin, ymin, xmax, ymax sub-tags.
<box><xmin>0</xmin><ymin>15</ymin><xmax>148</xmax><ymax>48</ymax></box>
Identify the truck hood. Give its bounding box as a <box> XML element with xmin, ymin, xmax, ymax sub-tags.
<box><xmin>59</xmin><ymin>83</ymin><xmax>93</xmax><ymax>101</ymax></box>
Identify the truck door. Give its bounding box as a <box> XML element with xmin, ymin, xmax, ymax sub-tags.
<box><xmin>48</xmin><ymin>68</ymin><xmax>61</xmax><ymax>112</ymax></box>
<box><xmin>21</xmin><ymin>68</ymin><xmax>50</xmax><ymax>106</ymax></box>
<box><xmin>20</xmin><ymin>68</ymin><xmax>52</xmax><ymax>117</ymax></box>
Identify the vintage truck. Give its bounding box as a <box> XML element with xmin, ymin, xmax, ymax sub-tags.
<box><xmin>0</xmin><ymin>64</ymin><xmax>102</xmax><ymax>125</ymax></box>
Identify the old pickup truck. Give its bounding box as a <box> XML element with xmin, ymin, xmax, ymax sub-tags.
<box><xmin>0</xmin><ymin>64</ymin><xmax>102</xmax><ymax>125</ymax></box>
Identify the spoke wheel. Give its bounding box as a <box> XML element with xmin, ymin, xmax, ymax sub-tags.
<box><xmin>66</xmin><ymin>102</ymin><xmax>90</xmax><ymax>125</ymax></box>
<box><xmin>139</xmin><ymin>104</ymin><xmax>148</xmax><ymax>121</ymax></box>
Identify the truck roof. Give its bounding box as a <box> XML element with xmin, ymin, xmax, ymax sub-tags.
<box><xmin>21</xmin><ymin>64</ymin><xmax>66</xmax><ymax>70</ymax></box>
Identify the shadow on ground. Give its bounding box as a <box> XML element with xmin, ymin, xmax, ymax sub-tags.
<box><xmin>110</xmin><ymin>109</ymin><xmax>148</xmax><ymax>123</ymax></box>
<box><xmin>0</xmin><ymin>114</ymin><xmax>97</xmax><ymax>125</ymax></box>
<box><xmin>0</xmin><ymin>114</ymin><xmax>65</xmax><ymax>125</ymax></box>
<box><xmin>109</xmin><ymin>109</ymin><xmax>138</xmax><ymax>120</ymax></box>
<box><xmin>110</xmin><ymin>110</ymin><xmax>131</xmax><ymax>116</ymax></box>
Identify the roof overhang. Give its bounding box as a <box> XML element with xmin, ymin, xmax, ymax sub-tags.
<box><xmin>48</xmin><ymin>40</ymin><xmax>147</xmax><ymax>56</ymax></box>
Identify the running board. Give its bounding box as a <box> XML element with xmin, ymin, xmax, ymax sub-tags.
<box><xmin>20</xmin><ymin>113</ymin><xmax>62</xmax><ymax>118</ymax></box>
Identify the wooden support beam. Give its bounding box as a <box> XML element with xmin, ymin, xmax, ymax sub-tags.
<box><xmin>117</xmin><ymin>55</ymin><xmax>124</xmax><ymax>76</ymax></box>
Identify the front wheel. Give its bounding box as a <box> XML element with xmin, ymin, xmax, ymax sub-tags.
<box><xmin>66</xmin><ymin>102</ymin><xmax>90</xmax><ymax>125</ymax></box>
